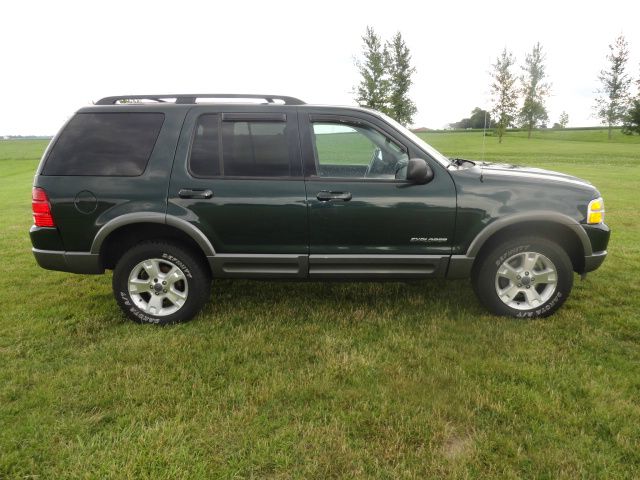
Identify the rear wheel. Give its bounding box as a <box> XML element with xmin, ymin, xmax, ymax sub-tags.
<box><xmin>472</xmin><ymin>237</ymin><xmax>573</xmax><ymax>318</ymax></box>
<box><xmin>112</xmin><ymin>241</ymin><xmax>211</xmax><ymax>324</ymax></box>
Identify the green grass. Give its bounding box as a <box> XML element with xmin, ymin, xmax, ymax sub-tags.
<box><xmin>315</xmin><ymin>132</ymin><xmax>374</xmax><ymax>165</ymax></box>
<box><xmin>419</xmin><ymin>128</ymin><xmax>640</xmax><ymax>166</ymax></box>
<box><xmin>1</xmin><ymin>129</ymin><xmax>640</xmax><ymax>478</ymax></box>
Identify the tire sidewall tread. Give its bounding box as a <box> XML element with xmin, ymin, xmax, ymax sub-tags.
<box><xmin>472</xmin><ymin>237</ymin><xmax>573</xmax><ymax>319</ymax></box>
<box><xmin>112</xmin><ymin>241</ymin><xmax>210</xmax><ymax>325</ymax></box>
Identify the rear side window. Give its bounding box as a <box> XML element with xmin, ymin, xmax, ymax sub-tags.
<box><xmin>189</xmin><ymin>114</ymin><xmax>291</xmax><ymax>177</ymax></box>
<box><xmin>189</xmin><ymin>114</ymin><xmax>221</xmax><ymax>177</ymax></box>
<box><xmin>43</xmin><ymin>113</ymin><xmax>164</xmax><ymax>176</ymax></box>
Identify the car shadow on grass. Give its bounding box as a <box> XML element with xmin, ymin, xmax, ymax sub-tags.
<box><xmin>199</xmin><ymin>278</ymin><xmax>485</xmax><ymax>327</ymax></box>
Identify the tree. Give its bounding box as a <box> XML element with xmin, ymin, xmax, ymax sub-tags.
<box><xmin>355</xmin><ymin>27</ymin><xmax>390</xmax><ymax>114</ymax></box>
<box><xmin>449</xmin><ymin>117</ymin><xmax>471</xmax><ymax>129</ymax></box>
<box><xmin>622</xmin><ymin>99</ymin><xmax>640</xmax><ymax>135</ymax></box>
<box><xmin>553</xmin><ymin>111</ymin><xmax>569</xmax><ymax>129</ymax></box>
<box><xmin>489</xmin><ymin>48</ymin><xmax>518</xmax><ymax>143</ymax></box>
<box><xmin>621</xmin><ymin>64</ymin><xmax>640</xmax><ymax>135</ymax></box>
<box><xmin>594</xmin><ymin>35</ymin><xmax>632</xmax><ymax>140</ymax></box>
<box><xmin>559</xmin><ymin>111</ymin><xmax>569</xmax><ymax>128</ymax></box>
<box><xmin>469</xmin><ymin>107</ymin><xmax>491</xmax><ymax>129</ymax></box>
<box><xmin>385</xmin><ymin>32</ymin><xmax>417</xmax><ymax>125</ymax></box>
<box><xmin>519</xmin><ymin>42</ymin><xmax>551</xmax><ymax>138</ymax></box>
<box><xmin>449</xmin><ymin>107</ymin><xmax>491</xmax><ymax>129</ymax></box>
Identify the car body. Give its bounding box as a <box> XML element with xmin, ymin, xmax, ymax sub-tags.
<box><xmin>30</xmin><ymin>94</ymin><xmax>610</xmax><ymax>323</ymax></box>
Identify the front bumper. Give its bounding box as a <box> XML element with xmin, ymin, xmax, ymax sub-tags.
<box><xmin>584</xmin><ymin>250</ymin><xmax>607</xmax><ymax>272</ymax></box>
<box><xmin>581</xmin><ymin>222</ymin><xmax>610</xmax><ymax>273</ymax></box>
<box><xmin>32</xmin><ymin>248</ymin><xmax>104</xmax><ymax>274</ymax></box>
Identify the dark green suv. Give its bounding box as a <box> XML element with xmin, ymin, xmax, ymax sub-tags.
<box><xmin>30</xmin><ymin>94</ymin><xmax>610</xmax><ymax>324</ymax></box>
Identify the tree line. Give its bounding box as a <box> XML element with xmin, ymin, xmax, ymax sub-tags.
<box><xmin>490</xmin><ymin>35</ymin><xmax>640</xmax><ymax>142</ymax></box>
<box><xmin>354</xmin><ymin>28</ymin><xmax>640</xmax><ymax>140</ymax></box>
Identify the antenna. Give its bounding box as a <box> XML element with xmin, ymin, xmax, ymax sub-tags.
<box><xmin>481</xmin><ymin>111</ymin><xmax>488</xmax><ymax>163</ymax></box>
<box><xmin>480</xmin><ymin>110</ymin><xmax>488</xmax><ymax>182</ymax></box>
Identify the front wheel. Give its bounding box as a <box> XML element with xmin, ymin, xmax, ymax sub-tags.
<box><xmin>112</xmin><ymin>241</ymin><xmax>211</xmax><ymax>325</ymax></box>
<box><xmin>472</xmin><ymin>237</ymin><xmax>573</xmax><ymax>318</ymax></box>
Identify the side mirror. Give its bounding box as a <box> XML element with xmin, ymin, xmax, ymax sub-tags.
<box><xmin>406</xmin><ymin>158</ymin><xmax>434</xmax><ymax>184</ymax></box>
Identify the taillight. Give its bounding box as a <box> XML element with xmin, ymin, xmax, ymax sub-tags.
<box><xmin>32</xmin><ymin>187</ymin><xmax>55</xmax><ymax>227</ymax></box>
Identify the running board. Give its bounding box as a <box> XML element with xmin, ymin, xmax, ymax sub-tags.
<box><xmin>208</xmin><ymin>254</ymin><xmax>449</xmax><ymax>280</ymax></box>
<box><xmin>308</xmin><ymin>254</ymin><xmax>448</xmax><ymax>279</ymax></box>
<box><xmin>208</xmin><ymin>254</ymin><xmax>308</xmax><ymax>279</ymax></box>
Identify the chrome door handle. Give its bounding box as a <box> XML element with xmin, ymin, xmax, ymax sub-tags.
<box><xmin>316</xmin><ymin>191</ymin><xmax>352</xmax><ymax>202</ymax></box>
<box><xmin>178</xmin><ymin>188</ymin><xmax>213</xmax><ymax>199</ymax></box>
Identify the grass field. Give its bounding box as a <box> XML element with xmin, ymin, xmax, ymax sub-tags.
<box><xmin>1</xmin><ymin>129</ymin><xmax>639</xmax><ymax>478</ymax></box>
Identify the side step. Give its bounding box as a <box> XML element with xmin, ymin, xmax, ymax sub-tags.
<box><xmin>208</xmin><ymin>254</ymin><xmax>307</xmax><ymax>279</ymax></box>
<box><xmin>308</xmin><ymin>254</ymin><xmax>449</xmax><ymax>279</ymax></box>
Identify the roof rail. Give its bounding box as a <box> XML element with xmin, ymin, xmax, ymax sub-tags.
<box><xmin>95</xmin><ymin>94</ymin><xmax>306</xmax><ymax>106</ymax></box>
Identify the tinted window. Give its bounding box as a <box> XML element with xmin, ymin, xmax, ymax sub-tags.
<box><xmin>43</xmin><ymin>113</ymin><xmax>164</xmax><ymax>176</ymax></box>
<box><xmin>189</xmin><ymin>115</ymin><xmax>291</xmax><ymax>177</ymax></box>
<box><xmin>312</xmin><ymin>121</ymin><xmax>408</xmax><ymax>179</ymax></box>
<box><xmin>190</xmin><ymin>114</ymin><xmax>221</xmax><ymax>177</ymax></box>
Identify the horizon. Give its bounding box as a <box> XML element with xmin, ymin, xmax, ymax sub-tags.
<box><xmin>0</xmin><ymin>124</ymin><xmax>630</xmax><ymax>139</ymax></box>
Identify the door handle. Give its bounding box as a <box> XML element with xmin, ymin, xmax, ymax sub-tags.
<box><xmin>316</xmin><ymin>191</ymin><xmax>352</xmax><ymax>202</ymax></box>
<box><xmin>178</xmin><ymin>188</ymin><xmax>214</xmax><ymax>199</ymax></box>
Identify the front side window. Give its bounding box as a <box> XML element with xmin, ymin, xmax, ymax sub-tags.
<box><xmin>311</xmin><ymin>121</ymin><xmax>408</xmax><ymax>179</ymax></box>
<box><xmin>43</xmin><ymin>112</ymin><xmax>164</xmax><ymax>176</ymax></box>
<box><xmin>189</xmin><ymin>115</ymin><xmax>291</xmax><ymax>177</ymax></box>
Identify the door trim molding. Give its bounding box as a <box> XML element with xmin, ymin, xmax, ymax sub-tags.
<box><xmin>208</xmin><ymin>254</ymin><xmax>308</xmax><ymax>279</ymax></box>
<box><xmin>308</xmin><ymin>254</ymin><xmax>449</xmax><ymax>279</ymax></box>
<box><xmin>208</xmin><ymin>253</ymin><xmax>450</xmax><ymax>279</ymax></box>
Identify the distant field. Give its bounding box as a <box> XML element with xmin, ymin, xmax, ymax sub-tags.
<box><xmin>1</xmin><ymin>129</ymin><xmax>639</xmax><ymax>478</ymax></box>
<box><xmin>419</xmin><ymin>128</ymin><xmax>640</xmax><ymax>166</ymax></box>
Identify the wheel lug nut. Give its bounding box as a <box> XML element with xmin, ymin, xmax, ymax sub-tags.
<box><xmin>163</xmin><ymin>289</ymin><xmax>167</xmax><ymax>293</ymax></box>
<box><xmin>525</xmin><ymin>272</ymin><xmax>529</xmax><ymax>276</ymax></box>
<box><xmin>153</xmin><ymin>278</ymin><xmax>158</xmax><ymax>282</ymax></box>
<box><xmin>517</xmin><ymin>284</ymin><xmax>522</xmax><ymax>287</ymax></box>
<box><xmin>162</xmin><ymin>281</ymin><xmax>167</xmax><ymax>285</ymax></box>
<box><xmin>517</xmin><ymin>275</ymin><xmax>521</xmax><ymax>280</ymax></box>
<box><xmin>154</xmin><ymin>292</ymin><xmax>159</xmax><ymax>295</ymax></box>
<box><xmin>526</xmin><ymin>285</ymin><xmax>530</xmax><ymax>289</ymax></box>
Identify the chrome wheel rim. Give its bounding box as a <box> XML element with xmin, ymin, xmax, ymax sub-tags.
<box><xmin>494</xmin><ymin>251</ymin><xmax>558</xmax><ymax>311</ymax></box>
<box><xmin>127</xmin><ymin>258</ymin><xmax>188</xmax><ymax>317</ymax></box>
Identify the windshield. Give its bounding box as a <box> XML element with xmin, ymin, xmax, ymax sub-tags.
<box><xmin>377</xmin><ymin>112</ymin><xmax>453</xmax><ymax>166</ymax></box>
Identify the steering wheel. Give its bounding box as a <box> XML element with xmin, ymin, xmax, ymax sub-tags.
<box><xmin>364</xmin><ymin>147</ymin><xmax>384</xmax><ymax>178</ymax></box>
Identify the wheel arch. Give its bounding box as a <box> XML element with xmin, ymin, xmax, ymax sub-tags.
<box><xmin>468</xmin><ymin>213</ymin><xmax>591</xmax><ymax>274</ymax></box>
<box><xmin>92</xmin><ymin>213</ymin><xmax>215</xmax><ymax>270</ymax></box>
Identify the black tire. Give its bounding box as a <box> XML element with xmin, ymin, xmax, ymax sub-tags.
<box><xmin>112</xmin><ymin>241</ymin><xmax>211</xmax><ymax>325</ymax></box>
<box><xmin>472</xmin><ymin>236</ymin><xmax>573</xmax><ymax>318</ymax></box>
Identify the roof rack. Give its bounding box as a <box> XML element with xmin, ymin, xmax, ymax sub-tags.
<box><xmin>95</xmin><ymin>94</ymin><xmax>306</xmax><ymax>106</ymax></box>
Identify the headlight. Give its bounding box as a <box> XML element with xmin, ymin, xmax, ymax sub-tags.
<box><xmin>587</xmin><ymin>197</ymin><xmax>605</xmax><ymax>224</ymax></box>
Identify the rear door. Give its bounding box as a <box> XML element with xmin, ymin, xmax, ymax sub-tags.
<box><xmin>168</xmin><ymin>107</ymin><xmax>308</xmax><ymax>278</ymax></box>
<box><xmin>299</xmin><ymin>110</ymin><xmax>457</xmax><ymax>278</ymax></box>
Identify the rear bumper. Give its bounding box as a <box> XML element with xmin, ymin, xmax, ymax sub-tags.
<box><xmin>32</xmin><ymin>248</ymin><xmax>104</xmax><ymax>274</ymax></box>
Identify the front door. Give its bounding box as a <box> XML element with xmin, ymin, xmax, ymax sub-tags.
<box><xmin>299</xmin><ymin>111</ymin><xmax>457</xmax><ymax>278</ymax></box>
<box><xmin>168</xmin><ymin>107</ymin><xmax>308</xmax><ymax>278</ymax></box>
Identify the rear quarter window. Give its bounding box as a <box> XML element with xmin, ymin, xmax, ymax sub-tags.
<box><xmin>42</xmin><ymin>112</ymin><xmax>165</xmax><ymax>176</ymax></box>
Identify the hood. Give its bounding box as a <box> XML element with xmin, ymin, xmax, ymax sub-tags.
<box><xmin>478</xmin><ymin>162</ymin><xmax>592</xmax><ymax>188</ymax></box>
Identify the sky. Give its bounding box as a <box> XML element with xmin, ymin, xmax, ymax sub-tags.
<box><xmin>1</xmin><ymin>0</ymin><xmax>640</xmax><ymax>135</ymax></box>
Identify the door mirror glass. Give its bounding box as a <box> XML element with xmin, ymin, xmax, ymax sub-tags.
<box><xmin>406</xmin><ymin>158</ymin><xmax>434</xmax><ymax>184</ymax></box>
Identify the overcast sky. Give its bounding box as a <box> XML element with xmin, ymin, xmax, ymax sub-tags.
<box><xmin>2</xmin><ymin>0</ymin><xmax>639</xmax><ymax>135</ymax></box>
